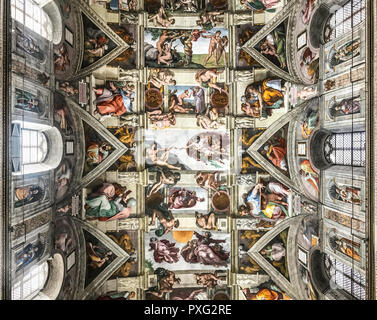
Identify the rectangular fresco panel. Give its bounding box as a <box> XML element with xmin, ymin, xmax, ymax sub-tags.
<box><xmin>145</xmin><ymin>230</ymin><xmax>230</xmax><ymax>271</ymax></box>
<box><xmin>144</xmin><ymin>28</ymin><xmax>229</xmax><ymax>69</ymax></box>
<box><xmin>145</xmin><ymin>129</ymin><xmax>231</xmax><ymax>171</ymax></box>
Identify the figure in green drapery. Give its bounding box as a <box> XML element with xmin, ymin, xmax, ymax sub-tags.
<box><xmin>260</xmin><ymin>27</ymin><xmax>286</xmax><ymax>70</ymax></box>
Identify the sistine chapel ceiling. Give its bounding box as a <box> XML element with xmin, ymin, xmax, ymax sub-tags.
<box><xmin>0</xmin><ymin>0</ymin><xmax>372</xmax><ymax>302</ymax></box>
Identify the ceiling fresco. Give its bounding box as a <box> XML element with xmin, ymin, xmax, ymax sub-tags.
<box><xmin>4</xmin><ymin>0</ymin><xmax>369</xmax><ymax>302</ymax></box>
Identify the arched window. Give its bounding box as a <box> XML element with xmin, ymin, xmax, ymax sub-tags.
<box><xmin>324</xmin><ymin>0</ymin><xmax>366</xmax><ymax>43</ymax></box>
<box><xmin>324</xmin><ymin>131</ymin><xmax>366</xmax><ymax>167</ymax></box>
<box><xmin>11</xmin><ymin>0</ymin><xmax>53</xmax><ymax>41</ymax></box>
<box><xmin>326</xmin><ymin>254</ymin><xmax>366</xmax><ymax>300</ymax></box>
<box><xmin>12</xmin><ymin>262</ymin><xmax>49</xmax><ymax>300</ymax></box>
<box><xmin>11</xmin><ymin>122</ymin><xmax>63</xmax><ymax>175</ymax></box>
<box><xmin>21</xmin><ymin>129</ymin><xmax>48</xmax><ymax>165</ymax></box>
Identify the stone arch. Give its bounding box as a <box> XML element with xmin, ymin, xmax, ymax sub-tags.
<box><xmin>309</xmin><ymin>4</ymin><xmax>332</xmax><ymax>48</ymax></box>
<box><xmin>309</xmin><ymin>248</ymin><xmax>332</xmax><ymax>295</ymax></box>
<box><xmin>38</xmin><ymin>253</ymin><xmax>65</xmax><ymax>300</ymax></box>
<box><xmin>12</xmin><ymin>121</ymin><xmax>63</xmax><ymax>176</ymax></box>
<box><xmin>39</xmin><ymin>0</ymin><xmax>64</xmax><ymax>45</ymax></box>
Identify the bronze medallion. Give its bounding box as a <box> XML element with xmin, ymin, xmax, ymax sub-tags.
<box><xmin>210</xmin><ymin>90</ymin><xmax>229</xmax><ymax>110</ymax></box>
<box><xmin>145</xmin><ymin>88</ymin><xmax>163</xmax><ymax>111</ymax></box>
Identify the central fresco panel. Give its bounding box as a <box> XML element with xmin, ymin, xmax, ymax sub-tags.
<box><xmin>78</xmin><ymin>0</ymin><xmax>311</xmax><ymax>301</ymax></box>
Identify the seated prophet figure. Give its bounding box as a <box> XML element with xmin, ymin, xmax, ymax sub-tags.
<box><xmin>241</xmin><ymin>182</ymin><xmax>287</xmax><ymax>221</ymax></box>
<box><xmin>93</xmin><ymin>82</ymin><xmax>134</xmax><ymax>116</ymax></box>
<box><xmin>85</xmin><ymin>188</ymin><xmax>136</xmax><ymax>221</ymax></box>
<box><xmin>242</xmin><ymin>79</ymin><xmax>284</xmax><ymax>118</ymax></box>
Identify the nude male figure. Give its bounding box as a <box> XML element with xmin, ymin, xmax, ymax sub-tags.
<box><xmin>216</xmin><ymin>36</ymin><xmax>228</xmax><ymax>66</ymax></box>
<box><xmin>149</xmin><ymin>6</ymin><xmax>175</xmax><ymax>27</ymax></box>
<box><xmin>196</xmin><ymin>11</ymin><xmax>222</xmax><ymax>29</ymax></box>
<box><xmin>195</xmin><ymin>69</ymin><xmax>225</xmax><ymax>93</ymax></box>
<box><xmin>148</xmin><ymin>69</ymin><xmax>176</xmax><ymax>89</ymax></box>
<box><xmin>202</xmin><ymin>31</ymin><xmax>222</xmax><ymax>66</ymax></box>
<box><xmin>146</xmin><ymin>142</ymin><xmax>181</xmax><ymax>170</ymax></box>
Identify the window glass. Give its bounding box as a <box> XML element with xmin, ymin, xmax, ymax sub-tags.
<box><xmin>11</xmin><ymin>0</ymin><xmax>52</xmax><ymax>41</ymax></box>
<box><xmin>12</xmin><ymin>262</ymin><xmax>49</xmax><ymax>300</ymax></box>
<box><xmin>329</xmin><ymin>255</ymin><xmax>366</xmax><ymax>300</ymax></box>
<box><xmin>325</xmin><ymin>0</ymin><xmax>365</xmax><ymax>42</ymax></box>
<box><xmin>327</xmin><ymin>132</ymin><xmax>365</xmax><ymax>167</ymax></box>
<box><xmin>21</xmin><ymin>129</ymin><xmax>48</xmax><ymax>165</ymax></box>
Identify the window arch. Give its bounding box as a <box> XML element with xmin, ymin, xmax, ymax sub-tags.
<box><xmin>12</xmin><ymin>122</ymin><xmax>63</xmax><ymax>175</ymax></box>
<box><xmin>324</xmin><ymin>0</ymin><xmax>366</xmax><ymax>43</ymax></box>
<box><xmin>324</xmin><ymin>131</ymin><xmax>366</xmax><ymax>167</ymax></box>
<box><xmin>11</xmin><ymin>0</ymin><xmax>53</xmax><ymax>41</ymax></box>
<box><xmin>12</xmin><ymin>262</ymin><xmax>49</xmax><ymax>300</ymax></box>
<box><xmin>21</xmin><ymin>129</ymin><xmax>48</xmax><ymax>165</ymax></box>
